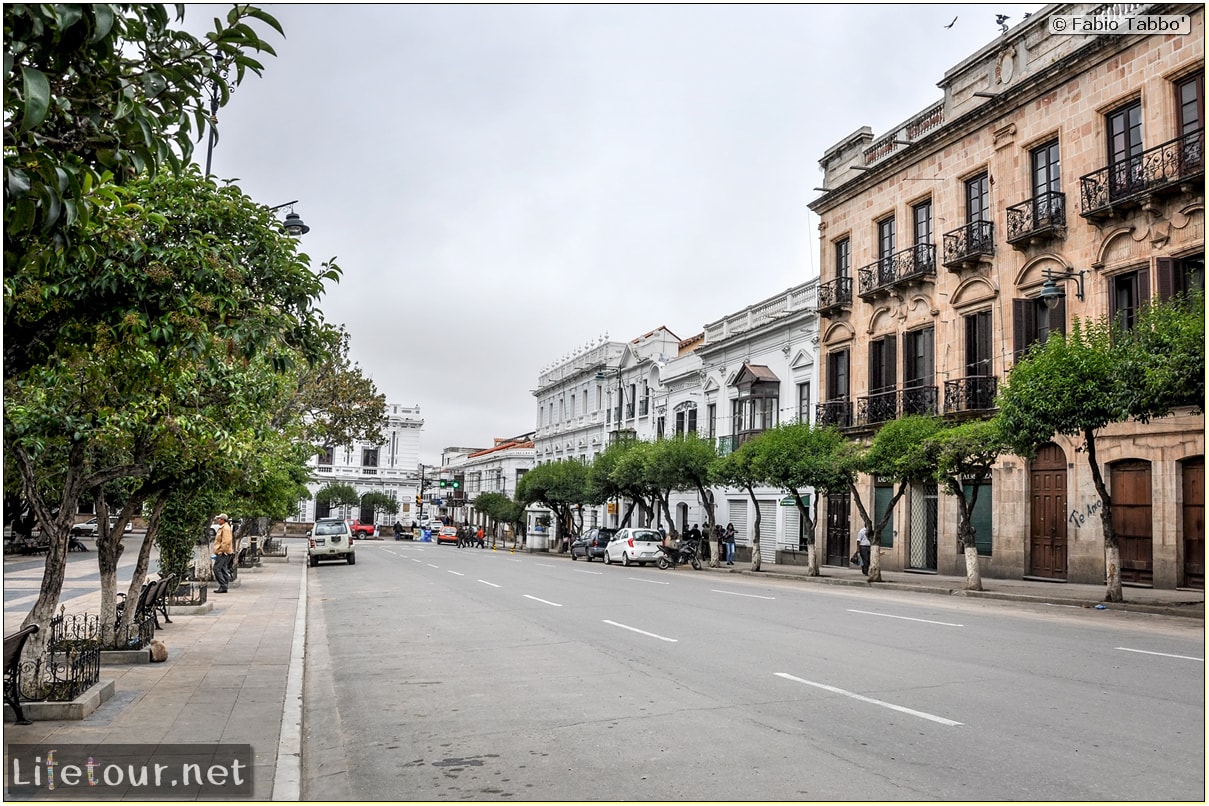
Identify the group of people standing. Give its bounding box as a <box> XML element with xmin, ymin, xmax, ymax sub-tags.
<box><xmin>678</xmin><ymin>522</ymin><xmax>736</xmax><ymax>566</ymax></box>
<box><xmin>456</xmin><ymin>522</ymin><xmax>485</xmax><ymax>548</ymax></box>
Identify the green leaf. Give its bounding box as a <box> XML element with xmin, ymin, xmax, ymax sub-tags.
<box><xmin>88</xmin><ymin>4</ymin><xmax>117</xmax><ymax>43</ymax></box>
<box><xmin>19</xmin><ymin>66</ymin><xmax>51</xmax><ymax>133</ymax></box>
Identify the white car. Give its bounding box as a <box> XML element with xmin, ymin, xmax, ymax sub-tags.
<box><xmin>603</xmin><ymin>527</ymin><xmax>664</xmax><ymax>567</ymax></box>
<box><xmin>71</xmin><ymin>517</ymin><xmax>134</xmax><ymax>537</ymax></box>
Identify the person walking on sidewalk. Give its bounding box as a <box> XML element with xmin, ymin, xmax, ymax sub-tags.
<box><xmin>724</xmin><ymin>523</ymin><xmax>736</xmax><ymax>565</ymax></box>
<box><xmin>856</xmin><ymin>526</ymin><xmax>871</xmax><ymax>576</ymax></box>
<box><xmin>212</xmin><ymin>513</ymin><xmax>235</xmax><ymax>593</ymax></box>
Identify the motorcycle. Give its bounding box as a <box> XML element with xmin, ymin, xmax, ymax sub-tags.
<box><xmin>656</xmin><ymin>539</ymin><xmax>701</xmax><ymax>570</ymax></box>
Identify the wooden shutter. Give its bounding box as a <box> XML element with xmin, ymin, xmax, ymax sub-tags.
<box><xmin>1013</xmin><ymin>298</ymin><xmax>1033</xmax><ymax>361</ymax></box>
<box><xmin>1156</xmin><ymin>257</ymin><xmax>1176</xmax><ymax>301</ymax></box>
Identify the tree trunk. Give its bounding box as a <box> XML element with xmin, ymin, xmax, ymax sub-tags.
<box><xmin>748</xmin><ymin>485</ymin><xmax>761</xmax><ymax>572</ymax></box>
<box><xmin>948</xmin><ymin>479</ymin><xmax>984</xmax><ymax>592</ymax></box>
<box><xmin>793</xmin><ymin>494</ymin><xmax>819</xmax><ymax>577</ymax></box>
<box><xmin>192</xmin><ymin>542</ymin><xmax>215</xmax><ymax>581</ymax></box>
<box><xmin>1084</xmin><ymin>427</ymin><xmax>1124</xmax><ymax>603</ymax></box>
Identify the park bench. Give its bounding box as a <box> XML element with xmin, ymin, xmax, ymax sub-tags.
<box><xmin>4</xmin><ymin>625</ymin><xmax>39</xmax><ymax>725</ymax></box>
<box><xmin>151</xmin><ymin>574</ymin><xmax>177</xmax><ymax>627</ymax></box>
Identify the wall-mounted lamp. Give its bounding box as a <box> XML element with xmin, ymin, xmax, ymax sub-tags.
<box><xmin>1038</xmin><ymin>267</ymin><xmax>1086</xmax><ymax>309</ymax></box>
<box><xmin>973</xmin><ymin>91</ymin><xmax>998</xmax><ymax>99</ymax></box>
<box><xmin>268</xmin><ymin>200</ymin><xmax>311</xmax><ymax>237</ymax></box>
<box><xmin>813</xmin><ymin>187</ymin><xmax>832</xmax><ymax>192</ymax></box>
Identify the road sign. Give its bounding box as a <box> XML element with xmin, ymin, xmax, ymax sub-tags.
<box><xmin>780</xmin><ymin>495</ymin><xmax>810</xmax><ymax>507</ymax></box>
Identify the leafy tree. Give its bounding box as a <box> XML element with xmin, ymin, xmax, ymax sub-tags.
<box><xmin>315</xmin><ymin>483</ymin><xmax>361</xmax><ymax>512</ymax></box>
<box><xmin>852</xmin><ymin>415</ymin><xmax>940</xmax><ymax>582</ymax></box>
<box><xmin>998</xmin><ymin>319</ymin><xmax>1130</xmax><ymax>602</ymax></box>
<box><xmin>361</xmin><ymin>491</ymin><xmax>399</xmax><ymax>520</ymax></box>
<box><xmin>754</xmin><ymin>422</ymin><xmax>849</xmax><ymax>576</ymax></box>
<box><xmin>609</xmin><ymin>441</ymin><xmax>659</xmax><ymax>528</ymax></box>
<box><xmin>1118</xmin><ymin>290</ymin><xmax>1205</xmax><ymax>420</ymax></box>
<box><xmin>643</xmin><ymin>437</ymin><xmax>716</xmax><ymax>539</ymax></box>
<box><xmin>474</xmin><ymin>491</ymin><xmax>525</xmax><ymax>546</ymax></box>
<box><xmin>919</xmin><ymin>417</ymin><xmax>1010</xmax><ymax>592</ymax></box>
<box><xmin>711</xmin><ymin>437</ymin><xmax>768</xmax><ymax>570</ymax></box>
<box><xmin>587</xmin><ymin>439</ymin><xmax>642</xmax><ymax>526</ymax></box>
<box><xmin>515</xmin><ymin>460</ymin><xmax>590</xmax><ymax>548</ymax></box>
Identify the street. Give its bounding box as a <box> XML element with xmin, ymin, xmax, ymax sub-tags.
<box><xmin>303</xmin><ymin>542</ymin><xmax>1206</xmax><ymax>801</ymax></box>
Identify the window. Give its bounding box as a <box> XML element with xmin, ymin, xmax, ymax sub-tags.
<box><xmin>965</xmin><ymin>173</ymin><xmax>990</xmax><ymax>223</ymax></box>
<box><xmin>657</xmin><ymin>415</ymin><xmax>665</xmax><ymax>440</ymax></box>
<box><xmin>1111</xmin><ymin>268</ymin><xmax>1150</xmax><ymax>331</ymax></box>
<box><xmin>868</xmin><ymin>335</ymin><xmax>897</xmax><ymax>394</ymax></box>
<box><xmin>1176</xmin><ymin>73</ymin><xmax>1203</xmax><ymax>135</ymax></box>
<box><xmin>1157</xmin><ymin>253</ymin><xmax>1205</xmax><ymax>299</ymax></box>
<box><xmin>913</xmin><ymin>199</ymin><xmax>932</xmax><ymax>246</ymax></box>
<box><xmin>362</xmin><ymin>448</ymin><xmax>378</xmax><ymax>467</ymax></box>
<box><xmin>1107</xmin><ymin>99</ymin><xmax>1144</xmax><ymax>198</ymax></box>
<box><xmin>877</xmin><ymin>216</ymin><xmax>896</xmax><ymax>284</ymax></box>
<box><xmin>319</xmin><ymin>446</ymin><xmax>334</xmax><ymax>465</ymax></box>
<box><xmin>965</xmin><ymin>310</ymin><xmax>993</xmax><ymax>377</ymax></box>
<box><xmin>827</xmin><ymin>349</ymin><xmax>850</xmax><ymax>400</ymax></box>
<box><xmin>797</xmin><ymin>382</ymin><xmax>811</xmax><ymax>421</ymax></box>
<box><xmin>835</xmin><ymin>238</ymin><xmax>850</xmax><ymax>279</ymax></box>
<box><xmin>1013</xmin><ymin>296</ymin><xmax>1064</xmax><ymax>360</ymax></box>
<box><xmin>903</xmin><ymin>327</ymin><xmax>933</xmax><ymax>389</ymax></box>
<box><xmin>1031</xmin><ymin>140</ymin><xmax>1061</xmax><ymax>197</ymax></box>
<box><xmin>674</xmin><ymin>407</ymin><xmax>698</xmax><ymax>436</ymax></box>
<box><xmin>707</xmin><ymin>403</ymin><xmax>716</xmax><ymax>439</ymax></box>
<box><xmin>964</xmin><ymin>482</ymin><xmax>993</xmax><ymax>556</ymax></box>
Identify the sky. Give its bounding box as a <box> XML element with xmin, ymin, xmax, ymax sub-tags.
<box><xmin>198</xmin><ymin>3</ymin><xmax>1041</xmax><ymax>465</ymax></box>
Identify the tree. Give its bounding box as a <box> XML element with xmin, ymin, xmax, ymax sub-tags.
<box><xmin>514</xmin><ymin>460</ymin><xmax>590</xmax><ymax>548</ymax></box>
<box><xmin>920</xmin><ymin>417</ymin><xmax>1010</xmax><ymax>592</ymax></box>
<box><xmin>711</xmin><ymin>437</ymin><xmax>768</xmax><ymax>570</ymax></box>
<box><xmin>755</xmin><ymin>422</ymin><xmax>849</xmax><ymax>577</ymax></box>
<box><xmin>852</xmin><ymin>415</ymin><xmax>940</xmax><ymax>583</ymax></box>
<box><xmin>315</xmin><ymin>483</ymin><xmax>361</xmax><ymax>513</ymax></box>
<box><xmin>609</xmin><ymin>441</ymin><xmax>659</xmax><ymax>529</ymax></box>
<box><xmin>587</xmin><ymin>439</ymin><xmax>642</xmax><ymax>527</ymax></box>
<box><xmin>1119</xmin><ymin>290</ymin><xmax>1205</xmax><ymax>420</ymax></box>
<box><xmin>643</xmin><ymin>437</ymin><xmax>716</xmax><ymax>539</ymax></box>
<box><xmin>998</xmin><ymin>319</ymin><xmax>1131</xmax><ymax>602</ymax></box>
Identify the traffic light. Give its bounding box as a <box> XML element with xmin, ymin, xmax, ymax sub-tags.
<box><xmin>439</xmin><ymin>479</ymin><xmax>447</xmax><ymax>488</ymax></box>
<box><xmin>415</xmin><ymin>495</ymin><xmax>422</xmax><ymax>505</ymax></box>
<box><xmin>451</xmin><ymin>478</ymin><xmax>460</xmax><ymax>489</ymax></box>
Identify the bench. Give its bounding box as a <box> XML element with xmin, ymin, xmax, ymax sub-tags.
<box><xmin>4</xmin><ymin>625</ymin><xmax>39</xmax><ymax>725</ymax></box>
<box><xmin>152</xmin><ymin>574</ymin><xmax>177</xmax><ymax>627</ymax></box>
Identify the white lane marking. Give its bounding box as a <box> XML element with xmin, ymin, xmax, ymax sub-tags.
<box><xmin>712</xmin><ymin>589</ymin><xmax>775</xmax><ymax>600</ymax></box>
<box><xmin>535</xmin><ymin>563</ymin><xmax>557</xmax><ymax>568</ymax></box>
<box><xmin>1116</xmin><ymin>647</ymin><xmax>1204</xmax><ymax>662</ymax></box>
<box><xmin>524</xmin><ymin>594</ymin><xmax>562</xmax><ymax>607</ymax></box>
<box><xmin>411</xmin><ymin>558</ymin><xmax>422</xmax><ymax>563</ymax></box>
<box><xmin>427</xmin><ymin>564</ymin><xmax>439</xmax><ymax>569</ymax></box>
<box><xmin>573</xmin><ymin>569</ymin><xmax>603</xmax><ymax>575</ymax></box>
<box><xmin>478</xmin><ymin>580</ymin><xmax>500</xmax><ymax>588</ymax></box>
<box><xmin>847</xmin><ymin>609</ymin><xmax>963</xmax><ymax>627</ymax></box>
<box><xmin>775</xmin><ymin>673</ymin><xmax>963</xmax><ymax>727</ymax></box>
<box><xmin>448</xmin><ymin>570</ymin><xmax>464</xmax><ymax>577</ymax></box>
<box><xmin>603</xmin><ymin>620</ymin><xmax>678</xmax><ymax>643</ymax></box>
<box><xmin>628</xmin><ymin>577</ymin><xmax>669</xmax><ymax>585</ymax></box>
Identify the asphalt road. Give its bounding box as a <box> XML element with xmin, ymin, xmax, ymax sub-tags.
<box><xmin>303</xmin><ymin>541</ymin><xmax>1205</xmax><ymax>802</ymax></box>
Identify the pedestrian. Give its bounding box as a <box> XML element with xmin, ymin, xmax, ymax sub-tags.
<box><xmin>393</xmin><ymin>520</ymin><xmax>404</xmax><ymax>540</ymax></box>
<box><xmin>856</xmin><ymin>525</ymin><xmax>871</xmax><ymax>575</ymax></box>
<box><xmin>212</xmin><ymin>513</ymin><xmax>235</xmax><ymax>593</ymax></box>
<box><xmin>475</xmin><ymin>525</ymin><xmax>485</xmax><ymax>548</ymax></box>
<box><xmin>724</xmin><ymin>523</ymin><xmax>736</xmax><ymax>565</ymax></box>
<box><xmin>688</xmin><ymin>523</ymin><xmax>701</xmax><ymax>543</ymax></box>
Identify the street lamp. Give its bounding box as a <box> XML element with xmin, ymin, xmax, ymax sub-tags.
<box><xmin>1038</xmin><ymin>267</ymin><xmax>1086</xmax><ymax>309</ymax></box>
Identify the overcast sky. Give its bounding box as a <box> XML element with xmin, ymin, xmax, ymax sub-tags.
<box><xmin>200</xmin><ymin>3</ymin><xmax>1041</xmax><ymax>465</ymax></box>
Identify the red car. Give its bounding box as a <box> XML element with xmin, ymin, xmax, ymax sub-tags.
<box><xmin>348</xmin><ymin>519</ymin><xmax>376</xmax><ymax>539</ymax></box>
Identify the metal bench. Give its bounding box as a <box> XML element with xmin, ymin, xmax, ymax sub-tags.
<box><xmin>4</xmin><ymin>625</ymin><xmax>39</xmax><ymax>725</ymax></box>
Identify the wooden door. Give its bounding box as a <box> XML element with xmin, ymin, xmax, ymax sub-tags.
<box><xmin>1029</xmin><ymin>443</ymin><xmax>1067</xmax><ymax>578</ymax></box>
<box><xmin>1182</xmin><ymin>458</ymin><xmax>1204</xmax><ymax>589</ymax></box>
<box><xmin>826</xmin><ymin>491</ymin><xmax>850</xmax><ymax>566</ymax></box>
<box><xmin>1112</xmin><ymin>461</ymin><xmax>1153</xmax><ymax>585</ymax></box>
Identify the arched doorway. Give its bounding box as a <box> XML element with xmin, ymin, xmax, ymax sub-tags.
<box><xmin>1182</xmin><ymin>457</ymin><xmax>1204</xmax><ymax>589</ymax></box>
<box><xmin>1111</xmin><ymin>460</ymin><xmax>1153</xmax><ymax>585</ymax></box>
<box><xmin>676</xmin><ymin>502</ymin><xmax>689</xmax><ymax>535</ymax></box>
<box><xmin>1029</xmin><ymin>443</ymin><xmax>1067</xmax><ymax>579</ymax></box>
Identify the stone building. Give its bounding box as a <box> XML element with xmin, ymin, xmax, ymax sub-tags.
<box><xmin>808</xmin><ymin>3</ymin><xmax>1204</xmax><ymax>588</ymax></box>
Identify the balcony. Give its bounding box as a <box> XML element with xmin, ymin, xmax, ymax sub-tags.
<box><xmin>1006</xmin><ymin>191</ymin><xmax>1066</xmax><ymax>248</ymax></box>
<box><xmin>901</xmin><ymin>385</ymin><xmax>939</xmax><ymax>417</ymax></box>
<box><xmin>856</xmin><ymin>390</ymin><xmax>898</xmax><ymax>426</ymax></box>
<box><xmin>817</xmin><ymin>276</ymin><xmax>853</xmax><ymax>317</ymax></box>
<box><xmin>858</xmin><ymin>244</ymin><xmax>935</xmax><ymax>299</ymax></box>
<box><xmin>1079</xmin><ymin>129</ymin><xmax>1204</xmax><ymax>220</ymax></box>
<box><xmin>942</xmin><ymin>221</ymin><xmax>994</xmax><ymax>271</ymax></box>
<box><xmin>944</xmin><ymin>375</ymin><xmax>998</xmax><ymax>414</ymax></box>
<box><xmin>815</xmin><ymin>400</ymin><xmax>852</xmax><ymax>429</ymax></box>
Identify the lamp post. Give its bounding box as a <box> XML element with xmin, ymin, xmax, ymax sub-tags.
<box><xmin>1038</xmin><ymin>267</ymin><xmax>1086</xmax><ymax>309</ymax></box>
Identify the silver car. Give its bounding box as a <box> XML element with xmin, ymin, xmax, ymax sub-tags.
<box><xmin>604</xmin><ymin>528</ymin><xmax>664</xmax><ymax>567</ymax></box>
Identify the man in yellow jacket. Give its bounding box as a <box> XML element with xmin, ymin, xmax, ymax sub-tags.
<box><xmin>212</xmin><ymin>513</ymin><xmax>234</xmax><ymax>593</ymax></box>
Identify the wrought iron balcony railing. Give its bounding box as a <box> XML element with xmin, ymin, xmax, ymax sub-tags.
<box><xmin>943</xmin><ymin>375</ymin><xmax>998</xmax><ymax>414</ymax></box>
<box><xmin>1080</xmin><ymin>129</ymin><xmax>1204</xmax><ymax>219</ymax></box>
<box><xmin>942</xmin><ymin>221</ymin><xmax>994</xmax><ymax>270</ymax></box>
<box><xmin>817</xmin><ymin>276</ymin><xmax>853</xmax><ymax>316</ymax></box>
<box><xmin>815</xmin><ymin>400</ymin><xmax>852</xmax><ymax>429</ymax></box>
<box><xmin>858</xmin><ymin>244</ymin><xmax>936</xmax><ymax>298</ymax></box>
<box><xmin>856</xmin><ymin>390</ymin><xmax>899</xmax><ymax>426</ymax></box>
<box><xmin>901</xmin><ymin>385</ymin><xmax>939</xmax><ymax>417</ymax></box>
<box><xmin>1006</xmin><ymin>191</ymin><xmax>1066</xmax><ymax>245</ymax></box>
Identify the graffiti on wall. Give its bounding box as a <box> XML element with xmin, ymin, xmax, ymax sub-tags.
<box><xmin>1068</xmin><ymin>498</ymin><xmax>1103</xmax><ymax>528</ymax></box>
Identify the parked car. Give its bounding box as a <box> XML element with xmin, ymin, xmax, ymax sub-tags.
<box><xmin>71</xmin><ymin>517</ymin><xmax>134</xmax><ymax>537</ymax></box>
<box><xmin>348</xmin><ymin>519</ymin><xmax>376</xmax><ymax>539</ymax></box>
<box><xmin>570</xmin><ymin>527</ymin><xmax>617</xmax><ymax>562</ymax></box>
<box><xmin>307</xmin><ymin>518</ymin><xmax>356</xmax><ymax>566</ymax></box>
<box><xmin>604</xmin><ymin>527</ymin><xmax>664</xmax><ymax>567</ymax></box>
<box><xmin>436</xmin><ymin>525</ymin><xmax>459</xmax><ymax>545</ymax></box>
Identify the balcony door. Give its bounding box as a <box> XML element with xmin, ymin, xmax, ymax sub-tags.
<box><xmin>1107</xmin><ymin>100</ymin><xmax>1144</xmax><ymax>198</ymax></box>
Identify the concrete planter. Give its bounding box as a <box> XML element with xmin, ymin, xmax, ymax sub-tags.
<box><xmin>3</xmin><ymin>679</ymin><xmax>115</xmax><ymax>722</ymax></box>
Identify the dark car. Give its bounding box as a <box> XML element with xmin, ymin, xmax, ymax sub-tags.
<box><xmin>570</xmin><ymin>527</ymin><xmax>617</xmax><ymax>562</ymax></box>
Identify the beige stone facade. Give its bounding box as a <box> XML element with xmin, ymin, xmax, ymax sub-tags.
<box><xmin>808</xmin><ymin>3</ymin><xmax>1204</xmax><ymax>589</ymax></box>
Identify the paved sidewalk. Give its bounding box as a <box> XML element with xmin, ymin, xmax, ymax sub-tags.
<box><xmin>693</xmin><ymin>552</ymin><xmax>1206</xmax><ymax>619</ymax></box>
<box><xmin>4</xmin><ymin>548</ymin><xmax>307</xmax><ymax>801</ymax></box>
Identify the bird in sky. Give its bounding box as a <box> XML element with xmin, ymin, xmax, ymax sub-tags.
<box><xmin>944</xmin><ymin>15</ymin><xmax>958</xmax><ymax>28</ymax></box>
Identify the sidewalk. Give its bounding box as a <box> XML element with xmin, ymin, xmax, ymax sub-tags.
<box><xmin>696</xmin><ymin>553</ymin><xmax>1206</xmax><ymax>619</ymax></box>
<box><xmin>4</xmin><ymin>548</ymin><xmax>307</xmax><ymax>801</ymax></box>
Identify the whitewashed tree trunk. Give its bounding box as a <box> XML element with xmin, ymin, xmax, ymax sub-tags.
<box><xmin>963</xmin><ymin>544</ymin><xmax>983</xmax><ymax>592</ymax></box>
<box><xmin>1105</xmin><ymin>542</ymin><xmax>1124</xmax><ymax>603</ymax></box>
<box><xmin>192</xmin><ymin>543</ymin><xmax>215</xmax><ymax>582</ymax></box>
